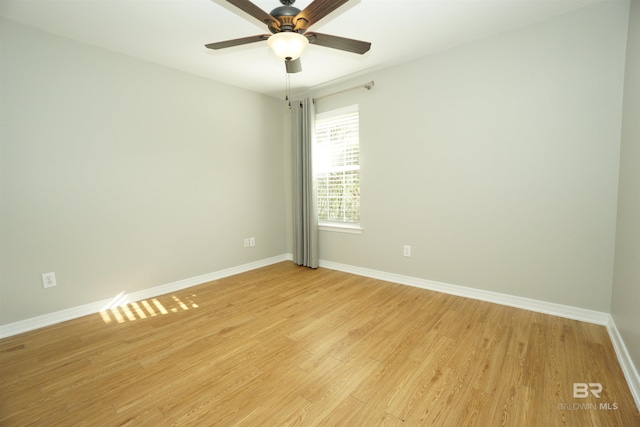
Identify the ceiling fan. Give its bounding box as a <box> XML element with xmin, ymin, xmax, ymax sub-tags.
<box><xmin>205</xmin><ymin>0</ymin><xmax>371</xmax><ymax>73</ymax></box>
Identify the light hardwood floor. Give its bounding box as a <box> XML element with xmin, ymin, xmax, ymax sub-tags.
<box><xmin>1</xmin><ymin>262</ymin><xmax>639</xmax><ymax>426</ymax></box>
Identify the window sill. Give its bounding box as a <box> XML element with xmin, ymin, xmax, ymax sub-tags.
<box><xmin>319</xmin><ymin>223</ymin><xmax>363</xmax><ymax>234</ymax></box>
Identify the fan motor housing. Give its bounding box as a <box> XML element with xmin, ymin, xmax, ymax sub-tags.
<box><xmin>269</xmin><ymin>5</ymin><xmax>302</xmax><ymax>33</ymax></box>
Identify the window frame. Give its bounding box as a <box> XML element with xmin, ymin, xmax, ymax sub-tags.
<box><xmin>314</xmin><ymin>104</ymin><xmax>363</xmax><ymax>234</ymax></box>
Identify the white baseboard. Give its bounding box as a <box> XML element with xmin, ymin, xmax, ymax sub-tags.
<box><xmin>318</xmin><ymin>259</ymin><xmax>639</xmax><ymax>410</ymax></box>
<box><xmin>0</xmin><ymin>254</ymin><xmax>290</xmax><ymax>339</ymax></box>
<box><xmin>319</xmin><ymin>260</ymin><xmax>610</xmax><ymax>324</ymax></box>
<box><xmin>606</xmin><ymin>316</ymin><xmax>640</xmax><ymax>410</ymax></box>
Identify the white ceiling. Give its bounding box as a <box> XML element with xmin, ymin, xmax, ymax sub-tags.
<box><xmin>0</xmin><ymin>0</ymin><xmax>605</xmax><ymax>98</ymax></box>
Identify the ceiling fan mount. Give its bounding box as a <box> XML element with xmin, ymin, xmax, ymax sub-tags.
<box><xmin>205</xmin><ymin>0</ymin><xmax>371</xmax><ymax>73</ymax></box>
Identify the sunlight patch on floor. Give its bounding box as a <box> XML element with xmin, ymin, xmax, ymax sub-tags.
<box><xmin>99</xmin><ymin>293</ymin><xmax>199</xmax><ymax>324</ymax></box>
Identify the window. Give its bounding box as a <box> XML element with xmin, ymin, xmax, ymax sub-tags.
<box><xmin>314</xmin><ymin>105</ymin><xmax>361</xmax><ymax>232</ymax></box>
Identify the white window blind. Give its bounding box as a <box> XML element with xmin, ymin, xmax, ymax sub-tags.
<box><xmin>314</xmin><ymin>106</ymin><xmax>360</xmax><ymax>225</ymax></box>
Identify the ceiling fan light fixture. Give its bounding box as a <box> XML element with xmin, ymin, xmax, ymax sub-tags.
<box><xmin>267</xmin><ymin>32</ymin><xmax>309</xmax><ymax>60</ymax></box>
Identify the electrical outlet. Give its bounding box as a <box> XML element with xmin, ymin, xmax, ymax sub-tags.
<box><xmin>249</xmin><ymin>237</ymin><xmax>256</xmax><ymax>247</ymax></box>
<box><xmin>244</xmin><ymin>238</ymin><xmax>250</xmax><ymax>248</ymax></box>
<box><xmin>42</xmin><ymin>272</ymin><xmax>57</xmax><ymax>288</ymax></box>
<box><xmin>403</xmin><ymin>245</ymin><xmax>411</xmax><ymax>257</ymax></box>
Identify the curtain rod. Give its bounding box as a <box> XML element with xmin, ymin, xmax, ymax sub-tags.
<box><xmin>314</xmin><ymin>81</ymin><xmax>374</xmax><ymax>102</ymax></box>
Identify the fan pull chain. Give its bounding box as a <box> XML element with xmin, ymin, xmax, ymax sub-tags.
<box><xmin>285</xmin><ymin>72</ymin><xmax>291</xmax><ymax>108</ymax></box>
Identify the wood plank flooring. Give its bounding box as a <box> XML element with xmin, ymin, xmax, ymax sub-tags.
<box><xmin>1</xmin><ymin>261</ymin><xmax>639</xmax><ymax>426</ymax></box>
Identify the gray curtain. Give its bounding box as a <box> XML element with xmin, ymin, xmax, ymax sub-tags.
<box><xmin>292</xmin><ymin>98</ymin><xmax>319</xmax><ymax>268</ymax></box>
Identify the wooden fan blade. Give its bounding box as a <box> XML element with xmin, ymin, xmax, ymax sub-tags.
<box><xmin>293</xmin><ymin>0</ymin><xmax>349</xmax><ymax>31</ymax></box>
<box><xmin>285</xmin><ymin>58</ymin><xmax>302</xmax><ymax>74</ymax></box>
<box><xmin>226</xmin><ymin>0</ymin><xmax>280</xmax><ymax>30</ymax></box>
<box><xmin>205</xmin><ymin>34</ymin><xmax>270</xmax><ymax>50</ymax></box>
<box><xmin>305</xmin><ymin>32</ymin><xmax>371</xmax><ymax>54</ymax></box>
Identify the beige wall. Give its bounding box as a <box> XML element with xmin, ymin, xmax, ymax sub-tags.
<box><xmin>612</xmin><ymin>0</ymin><xmax>640</xmax><ymax>378</ymax></box>
<box><xmin>1</xmin><ymin>0</ymin><xmax>634</xmax><ymax>335</ymax></box>
<box><xmin>306</xmin><ymin>1</ymin><xmax>629</xmax><ymax>312</ymax></box>
<box><xmin>0</xmin><ymin>19</ymin><xmax>287</xmax><ymax>324</ymax></box>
